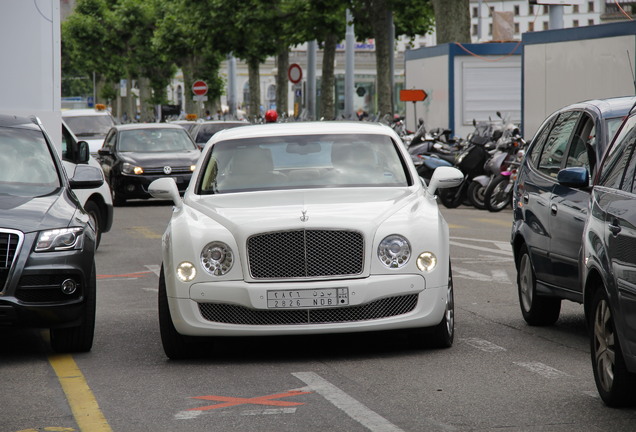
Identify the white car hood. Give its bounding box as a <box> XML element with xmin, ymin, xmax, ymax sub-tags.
<box><xmin>186</xmin><ymin>188</ymin><xmax>424</xmax><ymax>234</ymax></box>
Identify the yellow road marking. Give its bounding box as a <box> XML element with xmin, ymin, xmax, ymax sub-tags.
<box><xmin>130</xmin><ymin>226</ymin><xmax>162</xmax><ymax>239</ymax></box>
<box><xmin>48</xmin><ymin>354</ymin><xmax>113</xmax><ymax>432</ymax></box>
<box><xmin>473</xmin><ymin>217</ymin><xmax>512</xmax><ymax>227</ymax></box>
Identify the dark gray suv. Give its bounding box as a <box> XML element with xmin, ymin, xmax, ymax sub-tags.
<box><xmin>0</xmin><ymin>114</ymin><xmax>103</xmax><ymax>352</ymax></box>
<box><xmin>511</xmin><ymin>96</ymin><xmax>636</xmax><ymax>326</ymax></box>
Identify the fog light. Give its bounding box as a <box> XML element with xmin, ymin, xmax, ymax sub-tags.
<box><xmin>416</xmin><ymin>252</ymin><xmax>437</xmax><ymax>272</ymax></box>
<box><xmin>61</xmin><ymin>279</ymin><xmax>77</xmax><ymax>295</ymax></box>
<box><xmin>176</xmin><ymin>261</ymin><xmax>197</xmax><ymax>282</ymax></box>
<box><xmin>126</xmin><ymin>184</ymin><xmax>135</xmax><ymax>192</ymax></box>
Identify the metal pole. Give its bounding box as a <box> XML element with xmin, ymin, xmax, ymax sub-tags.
<box><xmin>307</xmin><ymin>40</ymin><xmax>317</xmax><ymax>120</ymax></box>
<box><xmin>549</xmin><ymin>5</ymin><xmax>564</xmax><ymax>30</ymax></box>
<box><xmin>388</xmin><ymin>10</ymin><xmax>395</xmax><ymax>115</ymax></box>
<box><xmin>345</xmin><ymin>9</ymin><xmax>355</xmax><ymax>120</ymax></box>
<box><xmin>227</xmin><ymin>53</ymin><xmax>237</xmax><ymax>118</ymax></box>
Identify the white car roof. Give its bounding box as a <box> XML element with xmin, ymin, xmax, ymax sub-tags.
<box><xmin>62</xmin><ymin>109</ymin><xmax>113</xmax><ymax>117</ymax></box>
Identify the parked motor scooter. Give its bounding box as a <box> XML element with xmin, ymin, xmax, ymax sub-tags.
<box><xmin>483</xmin><ymin>139</ymin><xmax>526</xmax><ymax>212</ymax></box>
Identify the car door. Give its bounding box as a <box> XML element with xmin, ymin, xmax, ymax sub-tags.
<box><xmin>548</xmin><ymin>112</ymin><xmax>596</xmax><ymax>295</ymax></box>
<box><xmin>98</xmin><ymin>129</ymin><xmax>118</xmax><ymax>182</ymax></box>
<box><xmin>596</xmin><ymin>117</ymin><xmax>636</xmax><ymax>356</ymax></box>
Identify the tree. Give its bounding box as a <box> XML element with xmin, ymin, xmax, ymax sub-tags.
<box><xmin>431</xmin><ymin>0</ymin><xmax>471</xmax><ymax>44</ymax></box>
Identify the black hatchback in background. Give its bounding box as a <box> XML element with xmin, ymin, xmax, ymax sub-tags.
<box><xmin>581</xmin><ymin>105</ymin><xmax>636</xmax><ymax>407</ymax></box>
<box><xmin>511</xmin><ymin>96</ymin><xmax>636</xmax><ymax>326</ymax></box>
<box><xmin>0</xmin><ymin>114</ymin><xmax>104</xmax><ymax>352</ymax></box>
<box><xmin>97</xmin><ymin>123</ymin><xmax>200</xmax><ymax>206</ymax></box>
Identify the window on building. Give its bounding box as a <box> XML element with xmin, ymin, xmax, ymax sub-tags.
<box><xmin>573</xmin><ymin>5</ymin><xmax>579</xmax><ymax>13</ymax></box>
<box><xmin>588</xmin><ymin>19</ymin><xmax>595</xmax><ymax>26</ymax></box>
<box><xmin>514</xmin><ymin>5</ymin><xmax>520</xmax><ymax>15</ymax></box>
<box><xmin>489</xmin><ymin>6</ymin><xmax>494</xmax><ymax>17</ymax></box>
<box><xmin>588</xmin><ymin>1</ymin><xmax>594</xmax><ymax>12</ymax></box>
<box><xmin>489</xmin><ymin>23</ymin><xmax>493</xmax><ymax>35</ymax></box>
<box><xmin>528</xmin><ymin>22</ymin><xmax>535</xmax><ymax>32</ymax></box>
<box><xmin>544</xmin><ymin>6</ymin><xmax>549</xmax><ymax>14</ymax></box>
<box><xmin>472</xmin><ymin>7</ymin><xmax>478</xmax><ymax>18</ymax></box>
<box><xmin>543</xmin><ymin>21</ymin><xmax>549</xmax><ymax>30</ymax></box>
<box><xmin>472</xmin><ymin>24</ymin><xmax>478</xmax><ymax>36</ymax></box>
<box><xmin>573</xmin><ymin>19</ymin><xmax>579</xmax><ymax>27</ymax></box>
<box><xmin>515</xmin><ymin>22</ymin><xmax>520</xmax><ymax>34</ymax></box>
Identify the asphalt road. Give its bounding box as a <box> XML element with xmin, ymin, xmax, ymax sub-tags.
<box><xmin>2</xmin><ymin>201</ymin><xmax>636</xmax><ymax>432</ymax></box>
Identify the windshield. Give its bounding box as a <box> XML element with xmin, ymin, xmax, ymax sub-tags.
<box><xmin>0</xmin><ymin>126</ymin><xmax>60</xmax><ymax>196</ymax></box>
<box><xmin>198</xmin><ymin>133</ymin><xmax>410</xmax><ymax>194</ymax></box>
<box><xmin>195</xmin><ymin>123</ymin><xmax>248</xmax><ymax>145</ymax></box>
<box><xmin>64</xmin><ymin>115</ymin><xmax>115</xmax><ymax>137</ymax></box>
<box><xmin>118</xmin><ymin>128</ymin><xmax>198</xmax><ymax>152</ymax></box>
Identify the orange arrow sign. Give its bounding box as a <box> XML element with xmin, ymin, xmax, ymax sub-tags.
<box><xmin>400</xmin><ymin>89</ymin><xmax>427</xmax><ymax>102</ymax></box>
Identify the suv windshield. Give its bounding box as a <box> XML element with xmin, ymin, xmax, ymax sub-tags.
<box><xmin>199</xmin><ymin>133</ymin><xmax>409</xmax><ymax>194</ymax></box>
<box><xmin>0</xmin><ymin>126</ymin><xmax>60</xmax><ymax>196</ymax></box>
<box><xmin>119</xmin><ymin>129</ymin><xmax>197</xmax><ymax>153</ymax></box>
<box><xmin>64</xmin><ymin>115</ymin><xmax>115</xmax><ymax>137</ymax></box>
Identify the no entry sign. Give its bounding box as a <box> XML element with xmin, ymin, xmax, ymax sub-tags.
<box><xmin>288</xmin><ymin>64</ymin><xmax>302</xmax><ymax>84</ymax></box>
<box><xmin>192</xmin><ymin>80</ymin><xmax>208</xmax><ymax>96</ymax></box>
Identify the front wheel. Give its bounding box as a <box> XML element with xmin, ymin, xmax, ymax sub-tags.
<box><xmin>590</xmin><ymin>288</ymin><xmax>636</xmax><ymax>406</ymax></box>
<box><xmin>484</xmin><ymin>175</ymin><xmax>511</xmax><ymax>212</ymax></box>
<box><xmin>517</xmin><ymin>244</ymin><xmax>561</xmax><ymax>326</ymax></box>
<box><xmin>467</xmin><ymin>180</ymin><xmax>487</xmax><ymax>210</ymax></box>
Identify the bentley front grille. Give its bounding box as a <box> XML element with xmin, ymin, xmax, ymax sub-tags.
<box><xmin>247</xmin><ymin>229</ymin><xmax>364</xmax><ymax>279</ymax></box>
<box><xmin>198</xmin><ymin>294</ymin><xmax>418</xmax><ymax>326</ymax></box>
<box><xmin>0</xmin><ymin>230</ymin><xmax>22</xmax><ymax>292</ymax></box>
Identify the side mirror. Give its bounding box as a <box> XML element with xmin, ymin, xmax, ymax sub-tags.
<box><xmin>556</xmin><ymin>167</ymin><xmax>589</xmax><ymax>188</ymax></box>
<box><xmin>77</xmin><ymin>141</ymin><xmax>90</xmax><ymax>164</ymax></box>
<box><xmin>427</xmin><ymin>166</ymin><xmax>463</xmax><ymax>196</ymax></box>
<box><xmin>149</xmin><ymin>177</ymin><xmax>183</xmax><ymax>209</ymax></box>
<box><xmin>69</xmin><ymin>165</ymin><xmax>104</xmax><ymax>189</ymax></box>
<box><xmin>98</xmin><ymin>148</ymin><xmax>112</xmax><ymax>157</ymax></box>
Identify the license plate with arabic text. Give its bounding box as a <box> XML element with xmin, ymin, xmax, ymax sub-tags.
<box><xmin>266</xmin><ymin>288</ymin><xmax>349</xmax><ymax>309</ymax></box>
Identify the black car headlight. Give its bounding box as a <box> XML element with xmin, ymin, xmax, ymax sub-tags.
<box><xmin>122</xmin><ymin>162</ymin><xmax>143</xmax><ymax>175</ymax></box>
<box><xmin>35</xmin><ymin>227</ymin><xmax>84</xmax><ymax>252</ymax></box>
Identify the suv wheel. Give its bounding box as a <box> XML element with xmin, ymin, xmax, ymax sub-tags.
<box><xmin>83</xmin><ymin>200</ymin><xmax>102</xmax><ymax>249</ymax></box>
<box><xmin>111</xmin><ymin>187</ymin><xmax>126</xmax><ymax>207</ymax></box>
<box><xmin>50</xmin><ymin>263</ymin><xmax>96</xmax><ymax>353</ymax></box>
<box><xmin>590</xmin><ymin>288</ymin><xmax>636</xmax><ymax>406</ymax></box>
<box><xmin>517</xmin><ymin>244</ymin><xmax>561</xmax><ymax>326</ymax></box>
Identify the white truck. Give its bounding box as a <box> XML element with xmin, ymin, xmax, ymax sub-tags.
<box><xmin>0</xmin><ymin>0</ymin><xmax>113</xmax><ymax>247</ymax></box>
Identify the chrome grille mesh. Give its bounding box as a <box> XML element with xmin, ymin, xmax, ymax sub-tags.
<box><xmin>0</xmin><ymin>230</ymin><xmax>22</xmax><ymax>291</ymax></box>
<box><xmin>198</xmin><ymin>294</ymin><xmax>418</xmax><ymax>325</ymax></box>
<box><xmin>247</xmin><ymin>229</ymin><xmax>364</xmax><ymax>279</ymax></box>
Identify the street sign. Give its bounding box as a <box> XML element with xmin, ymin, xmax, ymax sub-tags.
<box><xmin>192</xmin><ymin>80</ymin><xmax>208</xmax><ymax>96</ymax></box>
<box><xmin>400</xmin><ymin>89</ymin><xmax>427</xmax><ymax>102</ymax></box>
<box><xmin>288</xmin><ymin>64</ymin><xmax>302</xmax><ymax>84</ymax></box>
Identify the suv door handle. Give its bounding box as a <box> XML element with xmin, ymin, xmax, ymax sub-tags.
<box><xmin>550</xmin><ymin>203</ymin><xmax>557</xmax><ymax>215</ymax></box>
<box><xmin>522</xmin><ymin>193</ymin><xmax>529</xmax><ymax>203</ymax></box>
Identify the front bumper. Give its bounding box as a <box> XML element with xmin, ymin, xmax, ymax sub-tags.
<box><xmin>115</xmin><ymin>173</ymin><xmax>192</xmax><ymax>199</ymax></box>
<box><xmin>168</xmin><ymin>274</ymin><xmax>448</xmax><ymax>336</ymax></box>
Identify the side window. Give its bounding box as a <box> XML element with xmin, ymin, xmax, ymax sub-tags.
<box><xmin>538</xmin><ymin>111</ymin><xmax>581</xmax><ymax>178</ymax></box>
<box><xmin>527</xmin><ymin>118</ymin><xmax>554</xmax><ymax>168</ymax></box>
<box><xmin>599</xmin><ymin>116</ymin><xmax>636</xmax><ymax>190</ymax></box>
<box><xmin>565</xmin><ymin>114</ymin><xmax>595</xmax><ymax>183</ymax></box>
<box><xmin>104</xmin><ymin>131</ymin><xmax>116</xmax><ymax>150</ymax></box>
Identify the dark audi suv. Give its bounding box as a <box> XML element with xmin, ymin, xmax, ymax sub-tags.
<box><xmin>582</xmin><ymin>105</ymin><xmax>636</xmax><ymax>406</ymax></box>
<box><xmin>98</xmin><ymin>123</ymin><xmax>200</xmax><ymax>205</ymax></box>
<box><xmin>0</xmin><ymin>114</ymin><xmax>103</xmax><ymax>352</ymax></box>
<box><xmin>511</xmin><ymin>96</ymin><xmax>636</xmax><ymax>326</ymax></box>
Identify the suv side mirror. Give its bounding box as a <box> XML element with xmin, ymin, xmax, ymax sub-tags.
<box><xmin>77</xmin><ymin>141</ymin><xmax>90</xmax><ymax>164</ymax></box>
<box><xmin>557</xmin><ymin>167</ymin><xmax>589</xmax><ymax>188</ymax></box>
<box><xmin>69</xmin><ymin>165</ymin><xmax>104</xmax><ymax>189</ymax></box>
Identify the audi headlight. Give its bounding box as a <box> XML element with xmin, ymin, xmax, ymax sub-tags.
<box><xmin>201</xmin><ymin>241</ymin><xmax>234</xmax><ymax>276</ymax></box>
<box><xmin>176</xmin><ymin>261</ymin><xmax>197</xmax><ymax>282</ymax></box>
<box><xmin>378</xmin><ymin>235</ymin><xmax>411</xmax><ymax>269</ymax></box>
<box><xmin>416</xmin><ymin>252</ymin><xmax>437</xmax><ymax>272</ymax></box>
<box><xmin>36</xmin><ymin>227</ymin><xmax>84</xmax><ymax>252</ymax></box>
<box><xmin>122</xmin><ymin>162</ymin><xmax>143</xmax><ymax>175</ymax></box>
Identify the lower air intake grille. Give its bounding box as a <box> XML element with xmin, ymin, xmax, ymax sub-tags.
<box><xmin>198</xmin><ymin>294</ymin><xmax>418</xmax><ymax>325</ymax></box>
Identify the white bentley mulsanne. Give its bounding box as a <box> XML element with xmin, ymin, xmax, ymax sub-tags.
<box><xmin>149</xmin><ymin>121</ymin><xmax>463</xmax><ymax>359</ymax></box>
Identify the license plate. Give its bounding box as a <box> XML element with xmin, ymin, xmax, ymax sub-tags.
<box><xmin>267</xmin><ymin>288</ymin><xmax>349</xmax><ymax>309</ymax></box>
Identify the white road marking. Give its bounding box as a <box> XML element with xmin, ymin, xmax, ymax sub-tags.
<box><xmin>142</xmin><ymin>287</ymin><xmax>158</xmax><ymax>293</ymax></box>
<box><xmin>145</xmin><ymin>264</ymin><xmax>161</xmax><ymax>276</ymax></box>
<box><xmin>241</xmin><ymin>408</ymin><xmax>297</xmax><ymax>416</ymax></box>
<box><xmin>293</xmin><ymin>372</ymin><xmax>406</xmax><ymax>432</ymax></box>
<box><xmin>453</xmin><ymin>266</ymin><xmax>511</xmax><ymax>284</ymax></box>
<box><xmin>514</xmin><ymin>362</ymin><xmax>570</xmax><ymax>379</ymax></box>
<box><xmin>450</xmin><ymin>240</ymin><xmax>513</xmax><ymax>257</ymax></box>
<box><xmin>175</xmin><ymin>410</ymin><xmax>202</xmax><ymax>420</ymax></box>
<box><xmin>462</xmin><ymin>337</ymin><xmax>507</xmax><ymax>352</ymax></box>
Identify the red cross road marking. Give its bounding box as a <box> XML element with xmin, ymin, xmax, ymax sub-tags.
<box><xmin>97</xmin><ymin>271</ymin><xmax>154</xmax><ymax>280</ymax></box>
<box><xmin>188</xmin><ymin>390</ymin><xmax>311</xmax><ymax>411</ymax></box>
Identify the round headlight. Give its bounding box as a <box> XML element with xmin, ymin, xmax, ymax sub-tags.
<box><xmin>201</xmin><ymin>242</ymin><xmax>234</xmax><ymax>276</ymax></box>
<box><xmin>417</xmin><ymin>252</ymin><xmax>437</xmax><ymax>272</ymax></box>
<box><xmin>176</xmin><ymin>261</ymin><xmax>197</xmax><ymax>282</ymax></box>
<box><xmin>378</xmin><ymin>235</ymin><xmax>411</xmax><ymax>269</ymax></box>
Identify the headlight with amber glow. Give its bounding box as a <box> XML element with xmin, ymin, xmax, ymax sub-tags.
<box><xmin>122</xmin><ymin>162</ymin><xmax>143</xmax><ymax>175</ymax></box>
<box><xmin>201</xmin><ymin>241</ymin><xmax>233</xmax><ymax>276</ymax></box>
<box><xmin>416</xmin><ymin>252</ymin><xmax>437</xmax><ymax>272</ymax></box>
<box><xmin>176</xmin><ymin>261</ymin><xmax>197</xmax><ymax>282</ymax></box>
<box><xmin>378</xmin><ymin>235</ymin><xmax>411</xmax><ymax>269</ymax></box>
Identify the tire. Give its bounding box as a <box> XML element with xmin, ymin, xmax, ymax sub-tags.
<box><xmin>111</xmin><ymin>186</ymin><xmax>126</xmax><ymax>207</ymax></box>
<box><xmin>50</xmin><ymin>262</ymin><xmax>96</xmax><ymax>353</ymax></box>
<box><xmin>158</xmin><ymin>265</ymin><xmax>201</xmax><ymax>359</ymax></box>
<box><xmin>467</xmin><ymin>181</ymin><xmax>487</xmax><ymax>210</ymax></box>
<box><xmin>409</xmin><ymin>263</ymin><xmax>454</xmax><ymax>349</ymax></box>
<box><xmin>438</xmin><ymin>185</ymin><xmax>464</xmax><ymax>209</ymax></box>
<box><xmin>484</xmin><ymin>175</ymin><xmax>511</xmax><ymax>212</ymax></box>
<box><xmin>83</xmin><ymin>200</ymin><xmax>102</xmax><ymax>249</ymax></box>
<box><xmin>517</xmin><ymin>244</ymin><xmax>561</xmax><ymax>326</ymax></box>
<box><xmin>590</xmin><ymin>288</ymin><xmax>636</xmax><ymax>407</ymax></box>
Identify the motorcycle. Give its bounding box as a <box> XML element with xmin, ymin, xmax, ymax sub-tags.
<box><xmin>483</xmin><ymin>140</ymin><xmax>526</xmax><ymax>212</ymax></box>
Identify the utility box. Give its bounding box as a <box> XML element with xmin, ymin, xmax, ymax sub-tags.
<box><xmin>404</xmin><ymin>43</ymin><xmax>522</xmax><ymax>138</ymax></box>
<box><xmin>523</xmin><ymin>21</ymin><xmax>636</xmax><ymax>140</ymax></box>
<box><xmin>0</xmin><ymin>0</ymin><xmax>61</xmax><ymax>149</ymax></box>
